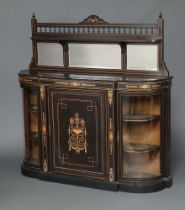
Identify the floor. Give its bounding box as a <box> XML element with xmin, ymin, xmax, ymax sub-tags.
<box><xmin>1</xmin><ymin>144</ymin><xmax>185</xmax><ymax>210</ymax></box>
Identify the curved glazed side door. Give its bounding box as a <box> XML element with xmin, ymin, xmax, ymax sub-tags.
<box><xmin>21</xmin><ymin>84</ymin><xmax>41</xmax><ymax>169</ymax></box>
<box><xmin>117</xmin><ymin>87</ymin><xmax>166</xmax><ymax>183</ymax></box>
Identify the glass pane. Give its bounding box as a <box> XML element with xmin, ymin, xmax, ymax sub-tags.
<box><xmin>29</xmin><ymin>92</ymin><xmax>37</xmax><ymax>106</ymax></box>
<box><xmin>37</xmin><ymin>42</ymin><xmax>64</xmax><ymax>66</ymax></box>
<box><xmin>27</xmin><ymin>90</ymin><xmax>39</xmax><ymax>138</ymax></box>
<box><xmin>24</xmin><ymin>89</ymin><xmax>40</xmax><ymax>166</ymax></box>
<box><xmin>31</xmin><ymin>141</ymin><xmax>39</xmax><ymax>160</ymax></box>
<box><xmin>122</xmin><ymin>95</ymin><xmax>161</xmax><ymax>179</ymax></box>
<box><xmin>30</xmin><ymin>113</ymin><xmax>38</xmax><ymax>136</ymax></box>
<box><xmin>127</xmin><ymin>44</ymin><xmax>158</xmax><ymax>71</ymax></box>
<box><xmin>69</xmin><ymin>43</ymin><xmax>121</xmax><ymax>69</ymax></box>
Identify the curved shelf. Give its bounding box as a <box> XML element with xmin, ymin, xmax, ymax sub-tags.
<box><xmin>29</xmin><ymin>104</ymin><xmax>38</xmax><ymax>112</ymax></box>
<box><xmin>28</xmin><ymin>158</ymin><xmax>40</xmax><ymax>166</ymax></box>
<box><xmin>23</xmin><ymin>158</ymin><xmax>40</xmax><ymax>167</ymax></box>
<box><xmin>123</xmin><ymin>114</ymin><xmax>160</xmax><ymax>122</ymax></box>
<box><xmin>123</xmin><ymin>142</ymin><xmax>160</xmax><ymax>153</ymax></box>
<box><xmin>123</xmin><ymin>171</ymin><xmax>161</xmax><ymax>179</ymax></box>
<box><xmin>29</xmin><ymin>132</ymin><xmax>39</xmax><ymax>141</ymax></box>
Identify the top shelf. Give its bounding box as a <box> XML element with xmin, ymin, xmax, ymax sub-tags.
<box><xmin>31</xmin><ymin>14</ymin><xmax>163</xmax><ymax>43</ymax></box>
<box><xmin>123</xmin><ymin>114</ymin><xmax>160</xmax><ymax>122</ymax></box>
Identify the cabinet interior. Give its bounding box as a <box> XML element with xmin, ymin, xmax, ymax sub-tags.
<box><xmin>25</xmin><ymin>89</ymin><xmax>40</xmax><ymax>166</ymax></box>
<box><xmin>122</xmin><ymin>95</ymin><xmax>161</xmax><ymax>179</ymax></box>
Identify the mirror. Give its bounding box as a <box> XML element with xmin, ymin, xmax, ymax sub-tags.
<box><xmin>69</xmin><ymin>43</ymin><xmax>121</xmax><ymax>69</ymax></box>
<box><xmin>127</xmin><ymin>44</ymin><xmax>158</xmax><ymax>71</ymax></box>
<box><xmin>37</xmin><ymin>43</ymin><xmax>63</xmax><ymax>66</ymax></box>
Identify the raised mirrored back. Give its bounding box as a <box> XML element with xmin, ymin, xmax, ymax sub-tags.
<box><xmin>69</xmin><ymin>43</ymin><xmax>122</xmax><ymax>69</ymax></box>
<box><xmin>37</xmin><ymin>42</ymin><xmax>159</xmax><ymax>72</ymax></box>
<box><xmin>37</xmin><ymin>43</ymin><xmax>64</xmax><ymax>66</ymax></box>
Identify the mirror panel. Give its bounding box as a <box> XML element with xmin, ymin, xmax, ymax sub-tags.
<box><xmin>127</xmin><ymin>44</ymin><xmax>158</xmax><ymax>71</ymax></box>
<box><xmin>37</xmin><ymin>43</ymin><xmax>64</xmax><ymax>66</ymax></box>
<box><xmin>69</xmin><ymin>43</ymin><xmax>121</xmax><ymax>69</ymax></box>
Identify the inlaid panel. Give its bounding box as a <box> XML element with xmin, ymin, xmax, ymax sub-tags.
<box><xmin>48</xmin><ymin>87</ymin><xmax>109</xmax><ymax>180</ymax></box>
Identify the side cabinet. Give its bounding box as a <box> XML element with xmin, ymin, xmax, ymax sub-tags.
<box><xmin>116</xmin><ymin>80</ymin><xmax>172</xmax><ymax>192</ymax></box>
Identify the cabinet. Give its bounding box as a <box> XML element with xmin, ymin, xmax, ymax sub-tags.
<box><xmin>19</xmin><ymin>14</ymin><xmax>172</xmax><ymax>192</ymax></box>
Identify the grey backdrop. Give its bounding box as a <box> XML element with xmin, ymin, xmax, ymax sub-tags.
<box><xmin>0</xmin><ymin>0</ymin><xmax>185</xmax><ymax>209</ymax></box>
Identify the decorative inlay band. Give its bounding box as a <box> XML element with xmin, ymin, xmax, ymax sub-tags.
<box><xmin>40</xmin><ymin>85</ymin><xmax>48</xmax><ymax>172</ymax></box>
<box><xmin>109</xmin><ymin>118</ymin><xmax>113</xmax><ymax>155</ymax></box>
<box><xmin>108</xmin><ymin>90</ymin><xmax>113</xmax><ymax>106</ymax></box>
<box><xmin>43</xmin><ymin>159</ymin><xmax>48</xmax><ymax>172</ymax></box>
<box><xmin>109</xmin><ymin>168</ymin><xmax>114</xmax><ymax>182</ymax></box>
<box><xmin>118</xmin><ymin>80</ymin><xmax>171</xmax><ymax>90</ymax></box>
<box><xmin>55</xmin><ymin>80</ymin><xmax>96</xmax><ymax>88</ymax></box>
<box><xmin>40</xmin><ymin>86</ymin><xmax>45</xmax><ymax>101</ymax></box>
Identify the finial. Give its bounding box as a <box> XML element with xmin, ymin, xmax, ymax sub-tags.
<box><xmin>159</xmin><ymin>12</ymin><xmax>163</xmax><ymax>19</ymax></box>
<box><xmin>32</xmin><ymin>12</ymin><xmax>36</xmax><ymax>19</ymax></box>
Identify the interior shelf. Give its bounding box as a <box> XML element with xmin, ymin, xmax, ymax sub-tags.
<box><xmin>123</xmin><ymin>142</ymin><xmax>160</xmax><ymax>153</ymax></box>
<box><xmin>28</xmin><ymin>158</ymin><xmax>40</xmax><ymax>166</ymax></box>
<box><xmin>123</xmin><ymin>171</ymin><xmax>161</xmax><ymax>179</ymax></box>
<box><xmin>123</xmin><ymin>114</ymin><xmax>160</xmax><ymax>122</ymax></box>
<box><xmin>29</xmin><ymin>132</ymin><xmax>39</xmax><ymax>141</ymax></box>
<box><xmin>29</xmin><ymin>104</ymin><xmax>38</xmax><ymax>112</ymax></box>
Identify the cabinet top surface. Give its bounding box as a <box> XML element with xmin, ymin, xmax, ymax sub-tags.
<box><xmin>19</xmin><ymin>69</ymin><xmax>172</xmax><ymax>82</ymax></box>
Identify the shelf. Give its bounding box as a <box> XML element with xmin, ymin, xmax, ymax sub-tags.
<box><xmin>123</xmin><ymin>114</ymin><xmax>160</xmax><ymax>122</ymax></box>
<box><xmin>123</xmin><ymin>142</ymin><xmax>160</xmax><ymax>153</ymax></box>
<box><xmin>123</xmin><ymin>171</ymin><xmax>161</xmax><ymax>179</ymax></box>
<box><xmin>29</xmin><ymin>104</ymin><xmax>38</xmax><ymax>112</ymax></box>
<box><xmin>29</xmin><ymin>158</ymin><xmax>40</xmax><ymax>166</ymax></box>
<box><xmin>29</xmin><ymin>132</ymin><xmax>39</xmax><ymax>141</ymax></box>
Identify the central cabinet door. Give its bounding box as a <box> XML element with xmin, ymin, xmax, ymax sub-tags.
<box><xmin>48</xmin><ymin>86</ymin><xmax>109</xmax><ymax>181</ymax></box>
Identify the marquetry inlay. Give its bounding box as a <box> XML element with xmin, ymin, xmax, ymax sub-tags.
<box><xmin>109</xmin><ymin>118</ymin><xmax>113</xmax><ymax>155</ymax></box>
<box><xmin>118</xmin><ymin>80</ymin><xmax>171</xmax><ymax>90</ymax></box>
<box><xmin>68</xmin><ymin>113</ymin><xmax>88</xmax><ymax>154</ymax></box>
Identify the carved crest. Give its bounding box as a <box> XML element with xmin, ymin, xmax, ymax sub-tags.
<box><xmin>68</xmin><ymin>113</ymin><xmax>87</xmax><ymax>154</ymax></box>
<box><xmin>79</xmin><ymin>15</ymin><xmax>108</xmax><ymax>24</ymax></box>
